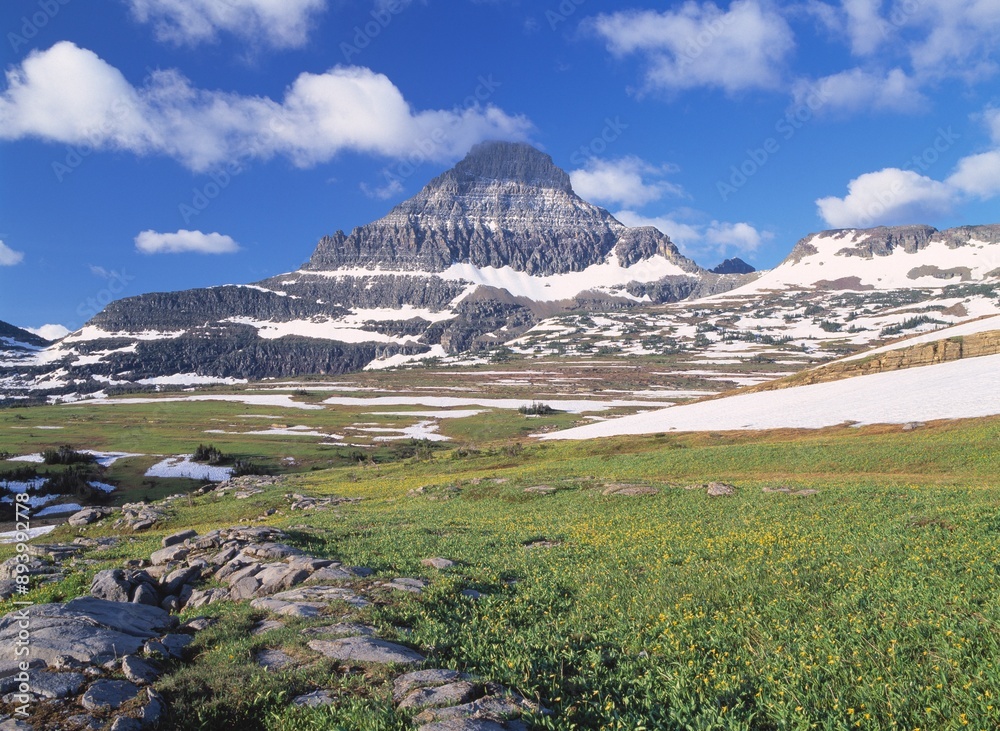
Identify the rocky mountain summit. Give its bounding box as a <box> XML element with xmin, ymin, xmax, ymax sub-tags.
<box><xmin>306</xmin><ymin>141</ymin><xmax>694</xmax><ymax>275</ymax></box>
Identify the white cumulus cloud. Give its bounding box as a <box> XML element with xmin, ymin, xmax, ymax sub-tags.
<box><xmin>792</xmin><ymin>68</ymin><xmax>926</xmax><ymax>115</ymax></box>
<box><xmin>815</xmin><ymin>168</ymin><xmax>956</xmax><ymax>228</ymax></box>
<box><xmin>0</xmin><ymin>240</ymin><xmax>25</xmax><ymax>266</ymax></box>
<box><xmin>135</xmin><ymin>230</ymin><xmax>241</xmax><ymax>255</ymax></box>
<box><xmin>26</xmin><ymin>324</ymin><xmax>70</xmax><ymax>341</ymax></box>
<box><xmin>0</xmin><ymin>42</ymin><xmax>533</xmax><ymax>172</ymax></box>
<box><xmin>615</xmin><ymin>210</ymin><xmax>771</xmax><ymax>262</ymax></box>
<box><xmin>569</xmin><ymin>156</ymin><xmax>684</xmax><ymax>208</ymax></box>
<box><xmin>817</xmin><ymin>105</ymin><xmax>1000</xmax><ymax>226</ymax></box>
<box><xmin>588</xmin><ymin>0</ymin><xmax>795</xmax><ymax>94</ymax></box>
<box><xmin>126</xmin><ymin>0</ymin><xmax>327</xmax><ymax>49</ymax></box>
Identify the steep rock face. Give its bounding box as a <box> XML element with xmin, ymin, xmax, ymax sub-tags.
<box><xmin>0</xmin><ymin>320</ymin><xmax>49</xmax><ymax>349</ymax></box>
<box><xmin>306</xmin><ymin>141</ymin><xmax>696</xmax><ymax>276</ymax></box>
<box><xmin>710</xmin><ymin>258</ymin><xmax>756</xmax><ymax>275</ymax></box>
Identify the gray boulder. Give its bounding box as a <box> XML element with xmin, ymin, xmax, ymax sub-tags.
<box><xmin>80</xmin><ymin>679</ymin><xmax>140</xmax><ymax>710</ymax></box>
<box><xmin>307</xmin><ymin>637</ymin><xmax>424</xmax><ymax>665</ymax></box>
<box><xmin>90</xmin><ymin>569</ymin><xmax>131</xmax><ymax>603</ymax></box>
<box><xmin>0</xmin><ymin>598</ymin><xmax>176</xmax><ymax>666</ymax></box>
<box><xmin>121</xmin><ymin>655</ymin><xmax>160</xmax><ymax>685</ymax></box>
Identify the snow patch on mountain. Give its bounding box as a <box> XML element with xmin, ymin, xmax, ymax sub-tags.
<box><xmin>726</xmin><ymin>230</ymin><xmax>1000</xmax><ymax>295</ymax></box>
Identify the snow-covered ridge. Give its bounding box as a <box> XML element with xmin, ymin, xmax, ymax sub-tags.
<box><xmin>723</xmin><ymin>228</ymin><xmax>1000</xmax><ymax>296</ymax></box>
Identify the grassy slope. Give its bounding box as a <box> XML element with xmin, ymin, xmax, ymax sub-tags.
<box><xmin>2</xmin><ymin>409</ymin><xmax>998</xmax><ymax>730</ymax></box>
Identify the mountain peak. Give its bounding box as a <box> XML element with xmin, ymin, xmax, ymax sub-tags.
<box><xmin>711</xmin><ymin>257</ymin><xmax>756</xmax><ymax>274</ymax></box>
<box><xmin>436</xmin><ymin>141</ymin><xmax>571</xmax><ymax>192</ymax></box>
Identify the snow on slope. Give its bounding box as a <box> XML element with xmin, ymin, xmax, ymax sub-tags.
<box><xmin>303</xmin><ymin>252</ymin><xmax>688</xmax><ymax>304</ymax></box>
<box><xmin>544</xmin><ymin>353</ymin><xmax>1000</xmax><ymax>438</ymax></box>
<box><xmin>439</xmin><ymin>252</ymin><xmax>687</xmax><ymax>302</ymax></box>
<box><xmin>840</xmin><ymin>315</ymin><xmax>1000</xmax><ymax>361</ymax></box>
<box><xmin>722</xmin><ymin>231</ymin><xmax>1000</xmax><ymax>295</ymax></box>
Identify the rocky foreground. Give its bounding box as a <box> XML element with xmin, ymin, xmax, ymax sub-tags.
<box><xmin>0</xmin><ymin>480</ymin><xmax>549</xmax><ymax>731</ymax></box>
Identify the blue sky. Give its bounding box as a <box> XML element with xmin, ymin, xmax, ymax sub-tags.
<box><xmin>1</xmin><ymin>0</ymin><xmax>998</xmax><ymax>336</ymax></box>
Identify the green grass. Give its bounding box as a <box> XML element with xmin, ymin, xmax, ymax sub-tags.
<box><xmin>2</xmin><ymin>397</ymin><xmax>999</xmax><ymax>729</ymax></box>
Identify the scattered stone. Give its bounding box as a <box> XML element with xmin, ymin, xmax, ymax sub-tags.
<box><xmin>80</xmin><ymin>679</ymin><xmax>140</xmax><ymax>711</ymax></box>
<box><xmin>417</xmin><ymin>720</ymin><xmax>510</xmax><ymax>731</ymax></box>
<box><xmin>181</xmin><ymin>616</ymin><xmax>218</xmax><ymax>632</ymax></box>
<box><xmin>250</xmin><ymin>598</ymin><xmax>325</xmax><ymax>618</ymax></box>
<box><xmin>115</xmin><ymin>503</ymin><xmax>168</xmax><ymax>532</ymax></box>
<box><xmin>422</xmin><ymin>557</ymin><xmax>455</xmax><ymax>570</ymax></box>
<box><xmin>399</xmin><ymin>681</ymin><xmax>482</xmax><ymax>711</ymax></box>
<box><xmin>292</xmin><ymin>689</ymin><xmax>337</xmax><ymax>707</ymax></box>
<box><xmin>68</xmin><ymin>506</ymin><xmax>116</xmax><ymax>527</ymax></box>
<box><xmin>89</xmin><ymin>569</ymin><xmax>132</xmax><ymax>603</ymax></box>
<box><xmin>461</xmin><ymin>589</ymin><xmax>482</xmax><ymax>600</ymax></box>
<box><xmin>523</xmin><ymin>485</ymin><xmax>556</xmax><ymax>495</ymax></box>
<box><xmin>143</xmin><ymin>640</ymin><xmax>168</xmax><ymax>660</ymax></box>
<box><xmin>0</xmin><ymin>669</ymin><xmax>85</xmax><ymax>699</ymax></box>
<box><xmin>902</xmin><ymin>421</ymin><xmax>926</xmax><ymax>431</ymax></box>
<box><xmin>384</xmin><ymin>577</ymin><xmax>429</xmax><ymax>594</ymax></box>
<box><xmin>139</xmin><ymin>687</ymin><xmax>166</xmax><ymax>726</ymax></box>
<box><xmin>308</xmin><ymin>636</ymin><xmax>425</xmax><ymax>665</ymax></box>
<box><xmin>522</xmin><ymin>539</ymin><xmax>560</xmax><ymax>549</ymax></box>
<box><xmin>270</xmin><ymin>585</ymin><xmax>370</xmax><ymax>608</ymax></box>
<box><xmin>394</xmin><ymin>669</ymin><xmax>472</xmax><ymax>703</ymax></box>
<box><xmin>303</xmin><ymin>566</ymin><xmax>357</xmax><ymax>583</ymax></box>
<box><xmin>109</xmin><ymin>718</ymin><xmax>142</xmax><ymax>731</ymax></box>
<box><xmin>26</xmin><ymin>543</ymin><xmax>82</xmax><ymax>561</ymax></box>
<box><xmin>242</xmin><ymin>543</ymin><xmax>303</xmax><ymax>561</ymax></box>
<box><xmin>131</xmin><ymin>583</ymin><xmax>160</xmax><ymax>607</ymax></box>
<box><xmin>602</xmin><ymin>484</ymin><xmax>659</xmax><ymax>496</ymax></box>
<box><xmin>161</xmin><ymin>529</ymin><xmax>198</xmax><ymax>548</ymax></box>
<box><xmin>150</xmin><ymin>545</ymin><xmax>189</xmax><ymax>565</ymax></box>
<box><xmin>0</xmin><ymin>598</ymin><xmax>176</xmax><ymax>666</ymax></box>
<box><xmin>255</xmin><ymin>648</ymin><xmax>297</xmax><ymax>671</ymax></box>
<box><xmin>160</xmin><ymin>633</ymin><xmax>193</xmax><ymax>659</ymax></box>
<box><xmin>302</xmin><ymin>623</ymin><xmax>375</xmax><ymax>639</ymax></box>
<box><xmin>121</xmin><ymin>655</ymin><xmax>160</xmax><ymax>685</ymax></box>
<box><xmin>706</xmin><ymin>482</ymin><xmax>737</xmax><ymax>497</ymax></box>
<box><xmin>161</xmin><ymin>565</ymin><xmax>201</xmax><ymax>596</ymax></box>
<box><xmin>413</xmin><ymin>691</ymin><xmax>544</xmax><ymax>726</ymax></box>
<box><xmin>185</xmin><ymin>588</ymin><xmax>229</xmax><ymax>609</ymax></box>
<box><xmin>251</xmin><ymin>619</ymin><xmax>285</xmax><ymax>635</ymax></box>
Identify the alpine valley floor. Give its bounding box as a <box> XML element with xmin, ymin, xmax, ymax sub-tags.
<box><xmin>1</xmin><ymin>349</ymin><xmax>999</xmax><ymax>730</ymax></box>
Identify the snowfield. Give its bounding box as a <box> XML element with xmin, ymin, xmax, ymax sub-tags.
<box><xmin>544</xmin><ymin>353</ymin><xmax>1000</xmax><ymax>439</ymax></box>
<box><xmin>840</xmin><ymin>315</ymin><xmax>1000</xmax><ymax>361</ymax></box>
<box><xmin>144</xmin><ymin>456</ymin><xmax>234</xmax><ymax>481</ymax></box>
<box><xmin>721</xmin><ymin>231</ymin><xmax>1000</xmax><ymax>295</ymax></box>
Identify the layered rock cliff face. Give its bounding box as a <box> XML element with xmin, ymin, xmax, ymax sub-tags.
<box><xmin>305</xmin><ymin>142</ymin><xmax>697</xmax><ymax>276</ymax></box>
